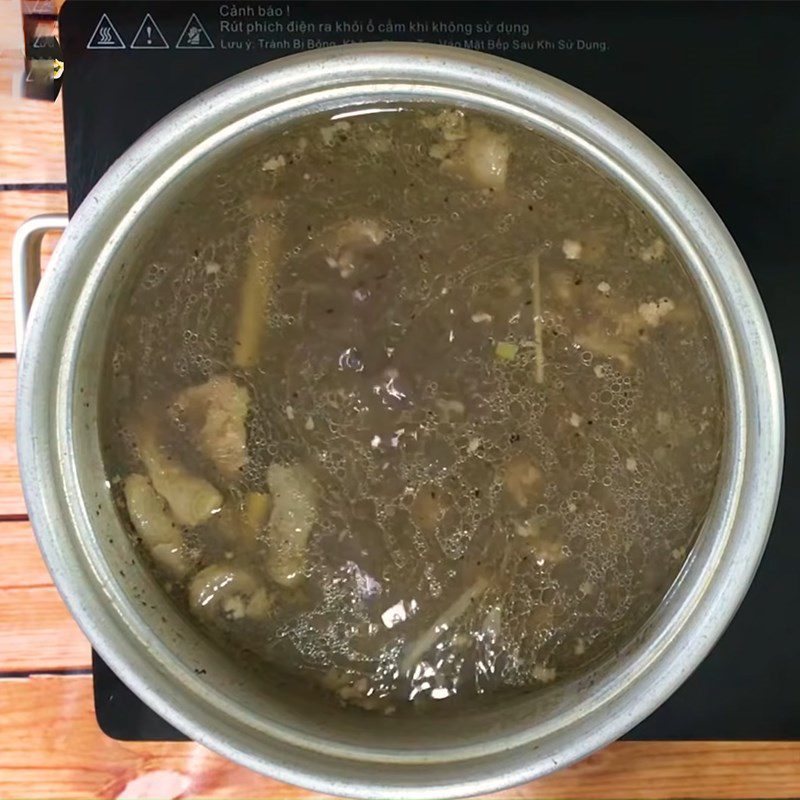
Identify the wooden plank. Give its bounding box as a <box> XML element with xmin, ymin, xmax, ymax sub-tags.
<box><xmin>1</xmin><ymin>517</ymin><xmax>51</xmax><ymax>588</ymax></box>
<box><xmin>0</xmin><ymin>0</ymin><xmax>23</xmax><ymax>51</ymax></box>
<box><xmin>1</xmin><ymin>0</ymin><xmax>64</xmax><ymax>185</ymax></box>
<box><xmin>0</xmin><ymin>56</ymin><xmax>65</xmax><ymax>184</ymax></box>
<box><xmin>0</xmin><ymin>189</ymin><xmax>67</xmax><ymax>354</ymax></box>
<box><xmin>0</xmin><ymin>519</ymin><xmax>91</xmax><ymax>672</ymax></box>
<box><xmin>0</xmin><ymin>359</ymin><xmax>23</xmax><ymax>516</ymax></box>
<box><xmin>21</xmin><ymin>1</ymin><xmax>64</xmax><ymax>15</ymax></box>
<box><xmin>0</xmin><ymin>586</ymin><xmax>90</xmax><ymax>671</ymax></box>
<box><xmin>0</xmin><ymin>0</ymin><xmax>65</xmax><ymax>181</ymax></box>
<box><xmin>0</xmin><ymin>676</ymin><xmax>798</xmax><ymax>800</ymax></box>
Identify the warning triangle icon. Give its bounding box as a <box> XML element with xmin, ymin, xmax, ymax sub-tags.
<box><xmin>87</xmin><ymin>13</ymin><xmax>125</xmax><ymax>49</ymax></box>
<box><xmin>176</xmin><ymin>13</ymin><xmax>215</xmax><ymax>49</ymax></box>
<box><xmin>131</xmin><ymin>13</ymin><xmax>169</xmax><ymax>49</ymax></box>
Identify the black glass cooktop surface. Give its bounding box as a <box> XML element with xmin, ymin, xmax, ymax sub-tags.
<box><xmin>57</xmin><ymin>0</ymin><xmax>798</xmax><ymax>742</ymax></box>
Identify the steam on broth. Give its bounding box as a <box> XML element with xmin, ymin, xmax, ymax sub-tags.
<box><xmin>102</xmin><ymin>105</ymin><xmax>723</xmax><ymax>713</ymax></box>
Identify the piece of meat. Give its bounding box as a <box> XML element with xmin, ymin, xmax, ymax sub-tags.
<box><xmin>461</xmin><ymin>124</ymin><xmax>510</xmax><ymax>190</ymax></box>
<box><xmin>188</xmin><ymin>564</ymin><xmax>273</xmax><ymax>622</ymax></box>
<box><xmin>265</xmin><ymin>463</ymin><xmax>319</xmax><ymax>587</ymax></box>
<box><xmin>503</xmin><ymin>456</ymin><xmax>543</xmax><ymax>509</ymax></box>
<box><xmin>320</xmin><ymin>668</ymin><xmax>396</xmax><ymax>714</ymax></box>
<box><xmin>639</xmin><ymin>237</ymin><xmax>666</xmax><ymax>262</ymax></box>
<box><xmin>420</xmin><ymin>109</ymin><xmax>469</xmax><ymax>141</ymax></box>
<box><xmin>175</xmin><ymin>375</ymin><xmax>250</xmax><ymax>480</ymax></box>
<box><xmin>574</xmin><ymin>325</ymin><xmax>634</xmax><ymax>370</ymax></box>
<box><xmin>637</xmin><ymin>298</ymin><xmax>676</xmax><ymax>327</ymax></box>
<box><xmin>325</xmin><ymin>219</ymin><xmax>386</xmax><ymax>278</ymax></box>
<box><xmin>123</xmin><ymin>474</ymin><xmax>193</xmax><ymax>577</ymax></box>
<box><xmin>562</xmin><ymin>239</ymin><xmax>582</xmax><ymax>260</ymax></box>
<box><xmin>320</xmin><ymin>120</ymin><xmax>351</xmax><ymax>147</ymax></box>
<box><xmin>425</xmin><ymin>114</ymin><xmax>510</xmax><ymax>191</ymax></box>
<box><xmin>574</xmin><ymin>294</ymin><xmax>691</xmax><ymax>371</ymax></box>
<box><xmin>136</xmin><ymin>424</ymin><xmax>223</xmax><ymax>527</ymax></box>
<box><xmin>411</xmin><ymin>485</ymin><xmax>450</xmax><ymax>534</ymax></box>
<box><xmin>332</xmin><ymin>219</ymin><xmax>385</xmax><ymax>249</ymax></box>
<box><xmin>515</xmin><ymin>520</ymin><xmax>566</xmax><ymax>565</ymax></box>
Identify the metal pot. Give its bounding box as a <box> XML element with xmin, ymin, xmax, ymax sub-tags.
<box><xmin>14</xmin><ymin>44</ymin><xmax>783</xmax><ymax>798</ymax></box>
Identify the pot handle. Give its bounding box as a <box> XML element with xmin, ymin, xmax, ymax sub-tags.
<box><xmin>11</xmin><ymin>213</ymin><xmax>69</xmax><ymax>354</ymax></box>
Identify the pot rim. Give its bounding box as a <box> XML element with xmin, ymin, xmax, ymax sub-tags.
<box><xmin>17</xmin><ymin>43</ymin><xmax>783</xmax><ymax>799</ymax></box>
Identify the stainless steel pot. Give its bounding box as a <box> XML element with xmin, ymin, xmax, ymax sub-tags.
<box><xmin>14</xmin><ymin>44</ymin><xmax>783</xmax><ymax>798</ymax></box>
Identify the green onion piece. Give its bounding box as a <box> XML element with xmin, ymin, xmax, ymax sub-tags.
<box><xmin>495</xmin><ymin>341</ymin><xmax>519</xmax><ymax>361</ymax></box>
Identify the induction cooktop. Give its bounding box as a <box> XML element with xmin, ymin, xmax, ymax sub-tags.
<box><xmin>55</xmin><ymin>0</ymin><xmax>798</xmax><ymax>742</ymax></box>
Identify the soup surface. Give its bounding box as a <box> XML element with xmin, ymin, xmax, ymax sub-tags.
<box><xmin>102</xmin><ymin>105</ymin><xmax>723</xmax><ymax>712</ymax></box>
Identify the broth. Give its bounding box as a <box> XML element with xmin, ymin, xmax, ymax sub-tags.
<box><xmin>101</xmin><ymin>105</ymin><xmax>723</xmax><ymax>713</ymax></box>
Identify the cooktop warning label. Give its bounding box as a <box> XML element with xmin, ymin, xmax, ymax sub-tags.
<box><xmin>177</xmin><ymin>13</ymin><xmax>216</xmax><ymax>49</ymax></box>
<box><xmin>130</xmin><ymin>13</ymin><xmax>170</xmax><ymax>49</ymax></box>
<box><xmin>216</xmin><ymin>3</ymin><xmax>609</xmax><ymax>55</ymax></box>
<box><xmin>86</xmin><ymin>12</ymin><xmax>126</xmax><ymax>49</ymax></box>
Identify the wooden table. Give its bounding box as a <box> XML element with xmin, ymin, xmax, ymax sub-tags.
<box><xmin>0</xmin><ymin>2</ymin><xmax>798</xmax><ymax>798</ymax></box>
